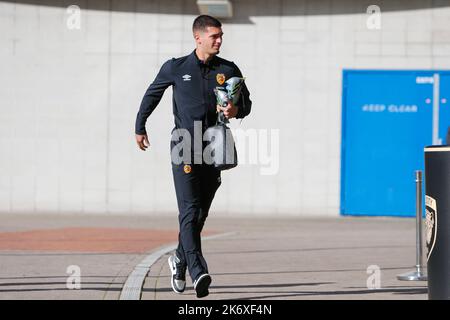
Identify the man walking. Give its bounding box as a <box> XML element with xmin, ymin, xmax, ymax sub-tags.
<box><xmin>135</xmin><ymin>15</ymin><xmax>251</xmax><ymax>298</ymax></box>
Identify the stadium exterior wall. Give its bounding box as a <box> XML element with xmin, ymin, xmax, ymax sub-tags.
<box><xmin>0</xmin><ymin>0</ymin><xmax>449</xmax><ymax>217</ymax></box>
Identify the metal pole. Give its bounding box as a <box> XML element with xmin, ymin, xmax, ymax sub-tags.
<box><xmin>415</xmin><ymin>170</ymin><xmax>425</xmax><ymax>275</ymax></box>
<box><xmin>397</xmin><ymin>170</ymin><xmax>427</xmax><ymax>281</ymax></box>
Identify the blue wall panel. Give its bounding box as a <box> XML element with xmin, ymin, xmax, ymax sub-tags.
<box><xmin>341</xmin><ymin>70</ymin><xmax>450</xmax><ymax>217</ymax></box>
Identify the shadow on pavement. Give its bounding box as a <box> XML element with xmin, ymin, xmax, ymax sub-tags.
<box><xmin>231</xmin><ymin>287</ymin><xmax>428</xmax><ymax>300</ymax></box>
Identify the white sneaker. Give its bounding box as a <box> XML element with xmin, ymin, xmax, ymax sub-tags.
<box><xmin>168</xmin><ymin>255</ymin><xmax>186</xmax><ymax>294</ymax></box>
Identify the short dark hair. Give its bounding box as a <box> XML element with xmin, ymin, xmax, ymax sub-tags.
<box><xmin>192</xmin><ymin>15</ymin><xmax>222</xmax><ymax>32</ymax></box>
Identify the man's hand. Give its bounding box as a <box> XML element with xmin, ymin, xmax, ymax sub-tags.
<box><xmin>136</xmin><ymin>134</ymin><xmax>150</xmax><ymax>151</ymax></box>
<box><xmin>216</xmin><ymin>100</ymin><xmax>238</xmax><ymax>119</ymax></box>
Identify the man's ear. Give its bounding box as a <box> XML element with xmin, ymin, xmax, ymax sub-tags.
<box><xmin>193</xmin><ymin>31</ymin><xmax>201</xmax><ymax>44</ymax></box>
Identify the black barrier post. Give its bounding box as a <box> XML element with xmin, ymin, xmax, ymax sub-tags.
<box><xmin>425</xmin><ymin>145</ymin><xmax>450</xmax><ymax>300</ymax></box>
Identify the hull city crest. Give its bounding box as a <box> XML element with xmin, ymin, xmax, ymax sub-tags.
<box><xmin>216</xmin><ymin>73</ymin><xmax>225</xmax><ymax>85</ymax></box>
<box><xmin>425</xmin><ymin>195</ymin><xmax>437</xmax><ymax>262</ymax></box>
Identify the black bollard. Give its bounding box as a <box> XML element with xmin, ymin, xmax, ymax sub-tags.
<box><xmin>446</xmin><ymin>127</ymin><xmax>450</xmax><ymax>145</ymax></box>
<box><xmin>425</xmin><ymin>145</ymin><xmax>450</xmax><ymax>300</ymax></box>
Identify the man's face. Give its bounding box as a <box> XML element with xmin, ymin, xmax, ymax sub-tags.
<box><xmin>194</xmin><ymin>26</ymin><xmax>223</xmax><ymax>55</ymax></box>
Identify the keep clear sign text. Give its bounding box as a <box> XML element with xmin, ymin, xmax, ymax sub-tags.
<box><xmin>362</xmin><ymin>104</ymin><xmax>418</xmax><ymax>113</ymax></box>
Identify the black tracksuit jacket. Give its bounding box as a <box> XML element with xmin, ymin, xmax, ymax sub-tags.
<box><xmin>135</xmin><ymin>50</ymin><xmax>252</xmax><ymax>136</ymax></box>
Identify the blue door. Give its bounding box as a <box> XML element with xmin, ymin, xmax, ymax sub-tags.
<box><xmin>341</xmin><ymin>70</ymin><xmax>441</xmax><ymax>217</ymax></box>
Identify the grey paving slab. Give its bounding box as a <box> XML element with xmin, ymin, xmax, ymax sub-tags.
<box><xmin>0</xmin><ymin>213</ymin><xmax>177</xmax><ymax>300</ymax></box>
<box><xmin>0</xmin><ymin>214</ymin><xmax>429</xmax><ymax>300</ymax></box>
<box><xmin>142</xmin><ymin>216</ymin><xmax>428</xmax><ymax>300</ymax></box>
<box><xmin>0</xmin><ymin>251</ymin><xmax>144</xmax><ymax>300</ymax></box>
